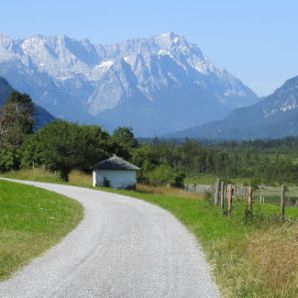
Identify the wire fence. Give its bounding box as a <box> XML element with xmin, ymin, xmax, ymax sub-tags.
<box><xmin>255</xmin><ymin>186</ymin><xmax>298</xmax><ymax>207</ymax></box>
<box><xmin>184</xmin><ymin>179</ymin><xmax>298</xmax><ymax>222</ymax></box>
<box><xmin>184</xmin><ymin>183</ymin><xmax>298</xmax><ymax>208</ymax></box>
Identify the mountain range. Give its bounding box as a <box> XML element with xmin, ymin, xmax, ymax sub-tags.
<box><xmin>0</xmin><ymin>77</ymin><xmax>54</xmax><ymax>128</ymax></box>
<box><xmin>0</xmin><ymin>32</ymin><xmax>258</xmax><ymax>136</ymax></box>
<box><xmin>166</xmin><ymin>76</ymin><xmax>298</xmax><ymax>139</ymax></box>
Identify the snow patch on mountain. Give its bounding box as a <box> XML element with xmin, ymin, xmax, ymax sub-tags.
<box><xmin>0</xmin><ymin>32</ymin><xmax>258</xmax><ymax>135</ymax></box>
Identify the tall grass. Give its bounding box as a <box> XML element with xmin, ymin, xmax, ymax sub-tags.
<box><xmin>3</xmin><ymin>168</ymin><xmax>62</xmax><ymax>183</ymax></box>
<box><xmin>246</xmin><ymin>224</ymin><xmax>298</xmax><ymax>297</ymax></box>
<box><xmin>2</xmin><ymin>168</ymin><xmax>92</xmax><ymax>187</ymax></box>
<box><xmin>136</xmin><ymin>183</ymin><xmax>203</xmax><ymax>199</ymax></box>
<box><xmin>68</xmin><ymin>170</ymin><xmax>92</xmax><ymax>187</ymax></box>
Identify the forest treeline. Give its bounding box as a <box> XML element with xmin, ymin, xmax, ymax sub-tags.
<box><xmin>1</xmin><ymin>91</ymin><xmax>298</xmax><ymax>186</ymax></box>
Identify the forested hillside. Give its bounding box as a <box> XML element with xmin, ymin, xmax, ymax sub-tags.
<box><xmin>1</xmin><ymin>89</ymin><xmax>297</xmax><ymax>187</ymax></box>
<box><xmin>166</xmin><ymin>76</ymin><xmax>298</xmax><ymax>139</ymax></box>
<box><xmin>0</xmin><ymin>77</ymin><xmax>55</xmax><ymax>128</ymax></box>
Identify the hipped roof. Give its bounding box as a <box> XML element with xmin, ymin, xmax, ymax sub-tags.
<box><xmin>92</xmin><ymin>155</ymin><xmax>139</xmax><ymax>171</ymax></box>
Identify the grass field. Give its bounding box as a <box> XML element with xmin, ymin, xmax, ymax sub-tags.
<box><xmin>2</xmin><ymin>169</ymin><xmax>298</xmax><ymax>297</ymax></box>
<box><xmin>184</xmin><ymin>174</ymin><xmax>252</xmax><ymax>185</ymax></box>
<box><xmin>0</xmin><ymin>180</ymin><xmax>83</xmax><ymax>280</ymax></box>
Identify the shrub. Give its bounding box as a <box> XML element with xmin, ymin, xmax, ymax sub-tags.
<box><xmin>146</xmin><ymin>164</ymin><xmax>174</xmax><ymax>186</ymax></box>
<box><xmin>103</xmin><ymin>177</ymin><xmax>110</xmax><ymax>187</ymax></box>
<box><xmin>171</xmin><ymin>172</ymin><xmax>186</xmax><ymax>188</ymax></box>
<box><xmin>126</xmin><ymin>184</ymin><xmax>136</xmax><ymax>190</ymax></box>
<box><xmin>0</xmin><ymin>149</ymin><xmax>20</xmax><ymax>172</ymax></box>
<box><xmin>251</xmin><ymin>178</ymin><xmax>261</xmax><ymax>190</ymax></box>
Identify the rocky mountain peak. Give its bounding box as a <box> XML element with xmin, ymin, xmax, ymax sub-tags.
<box><xmin>0</xmin><ymin>33</ymin><xmax>258</xmax><ymax>136</ymax></box>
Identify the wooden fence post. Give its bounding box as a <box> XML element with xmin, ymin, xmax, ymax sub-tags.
<box><xmin>280</xmin><ymin>185</ymin><xmax>285</xmax><ymax>222</ymax></box>
<box><xmin>248</xmin><ymin>186</ymin><xmax>253</xmax><ymax>213</ymax></box>
<box><xmin>227</xmin><ymin>184</ymin><xmax>233</xmax><ymax>217</ymax></box>
<box><xmin>220</xmin><ymin>181</ymin><xmax>225</xmax><ymax>209</ymax></box>
<box><xmin>214</xmin><ymin>178</ymin><xmax>220</xmax><ymax>205</ymax></box>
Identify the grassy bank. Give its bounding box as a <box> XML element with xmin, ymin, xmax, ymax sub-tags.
<box><xmin>0</xmin><ymin>180</ymin><xmax>83</xmax><ymax>280</ymax></box>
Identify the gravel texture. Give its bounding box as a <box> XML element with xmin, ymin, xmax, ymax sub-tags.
<box><xmin>0</xmin><ymin>179</ymin><xmax>220</xmax><ymax>298</ymax></box>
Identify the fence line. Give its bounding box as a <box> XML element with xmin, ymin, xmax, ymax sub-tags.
<box><xmin>185</xmin><ymin>183</ymin><xmax>298</xmax><ymax>203</ymax></box>
<box><xmin>185</xmin><ymin>178</ymin><xmax>298</xmax><ymax>222</ymax></box>
<box><xmin>184</xmin><ymin>184</ymin><xmax>213</xmax><ymax>193</ymax></box>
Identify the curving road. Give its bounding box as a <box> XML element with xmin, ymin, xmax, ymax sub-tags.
<box><xmin>0</xmin><ymin>179</ymin><xmax>220</xmax><ymax>298</ymax></box>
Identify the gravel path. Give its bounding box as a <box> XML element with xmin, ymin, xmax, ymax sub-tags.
<box><xmin>0</xmin><ymin>179</ymin><xmax>220</xmax><ymax>298</ymax></box>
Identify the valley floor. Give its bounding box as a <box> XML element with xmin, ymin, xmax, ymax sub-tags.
<box><xmin>1</xmin><ymin>170</ymin><xmax>298</xmax><ymax>297</ymax></box>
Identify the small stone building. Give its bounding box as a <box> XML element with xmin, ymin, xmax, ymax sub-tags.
<box><xmin>92</xmin><ymin>155</ymin><xmax>139</xmax><ymax>189</ymax></box>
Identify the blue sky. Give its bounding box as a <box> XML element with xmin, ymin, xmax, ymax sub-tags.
<box><xmin>1</xmin><ymin>0</ymin><xmax>297</xmax><ymax>96</ymax></box>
